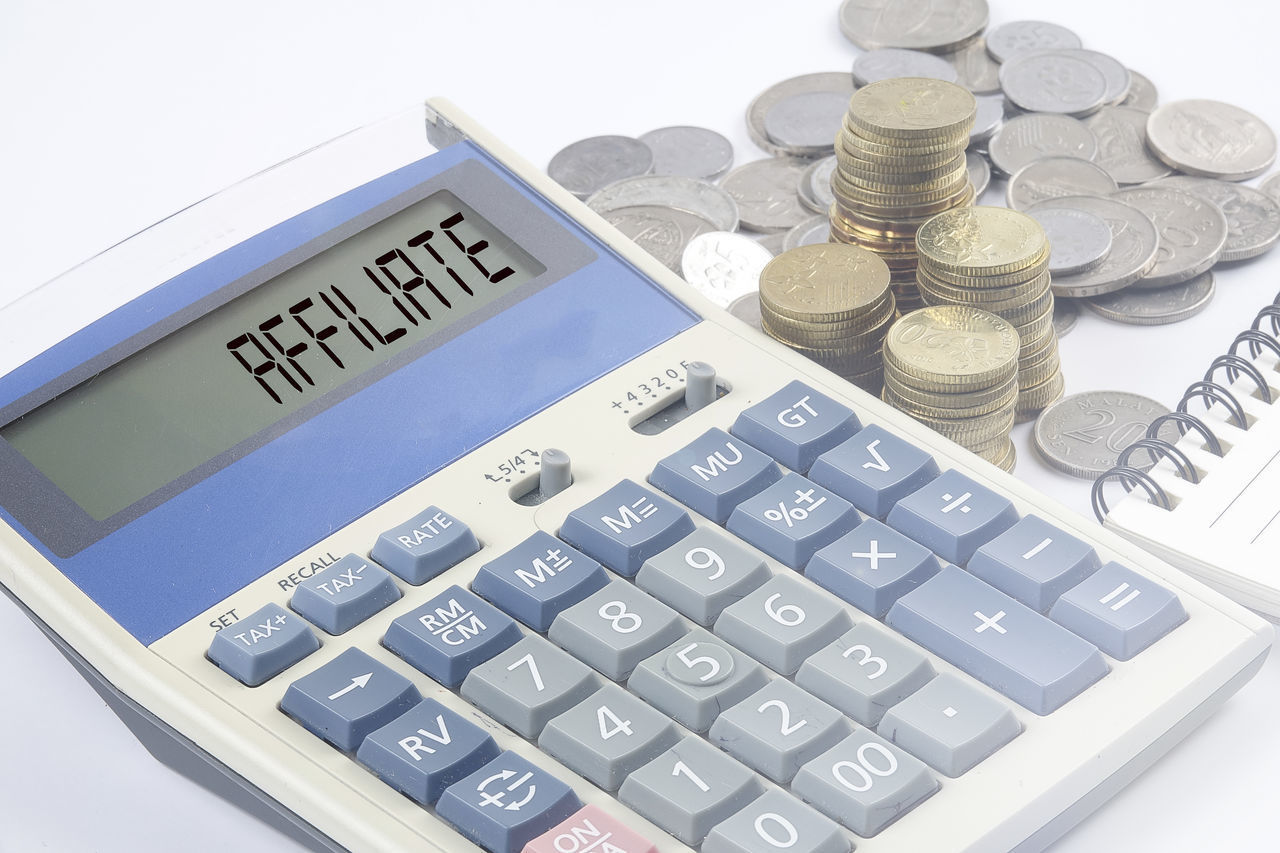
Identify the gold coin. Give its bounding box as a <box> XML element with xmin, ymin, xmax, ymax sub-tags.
<box><xmin>975</xmin><ymin>437</ymin><xmax>1017</xmax><ymax>472</ymax></box>
<box><xmin>1016</xmin><ymin>369</ymin><xmax>1066</xmax><ymax>417</ymax></box>
<box><xmin>1018</xmin><ymin>344</ymin><xmax>1061</xmax><ymax>389</ymax></box>
<box><xmin>883</xmin><ymin>305</ymin><xmax>1021</xmax><ymax>391</ymax></box>
<box><xmin>916</xmin><ymin>207</ymin><xmax>1049</xmax><ymax>278</ymax></box>
<box><xmin>758</xmin><ymin>243</ymin><xmax>891</xmax><ymax>323</ymax></box>
<box><xmin>837</xmin><ymin>152</ymin><xmax>968</xmax><ymax>187</ymax></box>
<box><xmin>846</xmin><ymin>78</ymin><xmax>977</xmax><ymax>141</ymax></box>
<box><xmin>883</xmin><ymin>368</ymin><xmax>1020</xmax><ymax>415</ymax></box>
<box><xmin>917</xmin><ymin>252</ymin><xmax>1049</xmax><ymax>289</ymax></box>
<box><xmin>916</xmin><ymin>269</ymin><xmax>1051</xmax><ymax>308</ymax></box>
<box><xmin>839</xmin><ymin>120</ymin><xmax>963</xmax><ymax>158</ymax></box>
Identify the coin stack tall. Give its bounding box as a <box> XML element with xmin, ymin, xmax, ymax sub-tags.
<box><xmin>883</xmin><ymin>306</ymin><xmax>1021</xmax><ymax>472</ymax></box>
<box><xmin>758</xmin><ymin>243</ymin><xmax>895</xmax><ymax>394</ymax></box>
<box><xmin>829</xmin><ymin>77</ymin><xmax>977</xmax><ymax>313</ymax></box>
<box><xmin>913</xmin><ymin>206</ymin><xmax>1065</xmax><ymax>422</ymax></box>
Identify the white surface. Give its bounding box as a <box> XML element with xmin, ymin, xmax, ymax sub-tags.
<box><xmin>1</xmin><ymin>1</ymin><xmax>1278</xmax><ymax>850</ymax></box>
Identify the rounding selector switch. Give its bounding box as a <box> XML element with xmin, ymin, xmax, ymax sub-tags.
<box><xmin>685</xmin><ymin>361</ymin><xmax>717</xmax><ymax>412</ymax></box>
<box><xmin>539</xmin><ymin>448</ymin><xmax>573</xmax><ymax>500</ymax></box>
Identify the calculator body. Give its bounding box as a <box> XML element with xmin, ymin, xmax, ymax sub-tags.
<box><xmin>0</xmin><ymin>100</ymin><xmax>1270</xmax><ymax>853</ymax></box>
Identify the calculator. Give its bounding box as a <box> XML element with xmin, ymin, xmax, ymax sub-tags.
<box><xmin>0</xmin><ymin>99</ymin><xmax>1270</xmax><ymax>853</ymax></box>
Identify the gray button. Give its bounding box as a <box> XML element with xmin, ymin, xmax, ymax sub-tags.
<box><xmin>791</xmin><ymin>729</ymin><xmax>938</xmax><ymax>838</ymax></box>
<box><xmin>628</xmin><ymin>628</ymin><xmax>770</xmax><ymax>733</ymax></box>
<box><xmin>208</xmin><ymin>603</ymin><xmax>320</xmax><ymax>687</ymax></box>
<box><xmin>967</xmin><ymin>515</ymin><xmax>1101</xmax><ymax>612</ymax></box>
<box><xmin>371</xmin><ymin>506</ymin><xmax>480</xmax><ymax>584</ymax></box>
<box><xmin>726</xmin><ymin>473</ymin><xmax>861</xmax><ymax>570</ymax></box>
<box><xmin>461</xmin><ymin>635</ymin><xmax>599</xmax><ymax>738</ymax></box>
<box><xmin>559</xmin><ymin>480</ymin><xmax>695</xmax><ymax>577</ymax></box>
<box><xmin>636</xmin><ymin>528</ymin><xmax>772</xmax><ymax>626</ymax></box>
<box><xmin>280</xmin><ymin>647</ymin><xmax>421</xmax><ymax>751</ymax></box>
<box><xmin>1049</xmin><ymin>561</ymin><xmax>1188</xmax><ymax>660</ymax></box>
<box><xmin>539</xmin><ymin>684</ymin><xmax>680</xmax><ymax>791</ymax></box>
<box><xmin>715</xmin><ymin>574</ymin><xmax>852</xmax><ymax>675</ymax></box>
<box><xmin>548</xmin><ymin>580</ymin><xmax>685</xmax><ymax>680</ymax></box>
<box><xmin>879</xmin><ymin>673</ymin><xmax>1021</xmax><ymax>778</ymax></box>
<box><xmin>704</xmin><ymin>789</ymin><xmax>850</xmax><ymax>853</ymax></box>
<box><xmin>709</xmin><ymin>680</ymin><xmax>851</xmax><ymax>783</ymax></box>
<box><xmin>887</xmin><ymin>566</ymin><xmax>1109</xmax><ymax>715</ymax></box>
<box><xmin>805</xmin><ymin>518</ymin><xmax>941</xmax><ymax>619</ymax></box>
<box><xmin>290</xmin><ymin>553</ymin><xmax>402</xmax><ymax>635</ymax></box>
<box><xmin>886</xmin><ymin>470</ymin><xmax>1018</xmax><ymax>565</ymax></box>
<box><xmin>795</xmin><ymin>624</ymin><xmax>935</xmax><ymax>727</ymax></box>
<box><xmin>730</xmin><ymin>380</ymin><xmax>861</xmax><ymax>473</ymax></box>
<box><xmin>650</xmin><ymin>427</ymin><xmax>783</xmax><ymax>523</ymax></box>
<box><xmin>619</xmin><ymin>736</ymin><xmax>764</xmax><ymax>845</ymax></box>
<box><xmin>809</xmin><ymin>423</ymin><xmax>939</xmax><ymax>519</ymax></box>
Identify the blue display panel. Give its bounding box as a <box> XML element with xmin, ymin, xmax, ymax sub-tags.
<box><xmin>0</xmin><ymin>141</ymin><xmax>699</xmax><ymax>644</ymax></box>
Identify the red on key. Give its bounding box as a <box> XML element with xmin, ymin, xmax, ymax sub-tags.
<box><xmin>523</xmin><ymin>805</ymin><xmax>657</xmax><ymax>853</ymax></box>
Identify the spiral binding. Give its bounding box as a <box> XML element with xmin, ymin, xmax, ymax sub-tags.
<box><xmin>1092</xmin><ymin>294</ymin><xmax>1280</xmax><ymax>522</ymax></box>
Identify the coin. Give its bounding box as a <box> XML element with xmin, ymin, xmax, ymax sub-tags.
<box><xmin>985</xmin><ymin>21</ymin><xmax>1082</xmax><ymax>63</ymax></box>
<box><xmin>846</xmin><ymin>77</ymin><xmax>977</xmax><ymax>141</ymax></box>
<box><xmin>1006</xmin><ymin>156</ymin><xmax>1118</xmax><ymax>210</ymax></box>
<box><xmin>587</xmin><ymin>175</ymin><xmax>740</xmax><ymax>231</ymax></box>
<box><xmin>547</xmin><ymin>135</ymin><xmax>654</xmax><ymax>199</ymax></box>
<box><xmin>764</xmin><ymin>91</ymin><xmax>852</xmax><ymax>154</ymax></box>
<box><xmin>1084</xmin><ymin>270</ymin><xmax>1216</xmax><ymax>325</ymax></box>
<box><xmin>1120</xmin><ymin>70</ymin><xmax>1158</xmax><ymax>112</ymax></box>
<box><xmin>1261</xmin><ymin>172</ymin><xmax>1280</xmax><ymax>204</ymax></box>
<box><xmin>852</xmin><ymin>48</ymin><xmax>960</xmax><ymax>86</ymax></box>
<box><xmin>987</xmin><ymin>113</ymin><xmax>1099</xmax><ymax>176</ymax></box>
<box><xmin>1053</xmin><ymin>298</ymin><xmax>1080</xmax><ymax>337</ymax></box>
<box><xmin>747</xmin><ymin>73</ymin><xmax>856</xmax><ymax>158</ymax></box>
<box><xmin>942</xmin><ymin>37</ymin><xmax>1002</xmax><ymax>94</ymax></box>
<box><xmin>1084</xmin><ymin>106</ymin><xmax>1172</xmax><ymax>185</ymax></box>
<box><xmin>638</xmin><ymin>126</ymin><xmax>734</xmax><ymax>181</ymax></box>
<box><xmin>755</xmin><ymin>231</ymin><xmax>788</xmax><ymax>255</ymax></box>
<box><xmin>601</xmin><ymin>205</ymin><xmax>717</xmax><ymax>272</ymax></box>
<box><xmin>967</xmin><ymin>151</ymin><xmax>991</xmax><ymax>197</ymax></box>
<box><xmin>999</xmin><ymin>50</ymin><xmax>1108</xmax><ymax>117</ymax></box>
<box><xmin>884</xmin><ymin>306</ymin><xmax>1020</xmax><ymax>391</ymax></box>
<box><xmin>1111</xmin><ymin>186</ymin><xmax>1229</xmax><ymax>288</ymax></box>
<box><xmin>1069</xmin><ymin>49</ymin><xmax>1132</xmax><ymax>106</ymax></box>
<box><xmin>799</xmin><ymin>157</ymin><xmax>837</xmax><ymax>214</ymax></box>
<box><xmin>680</xmin><ymin>231</ymin><xmax>775</xmax><ymax>308</ymax></box>
<box><xmin>969</xmin><ymin>95</ymin><xmax>1005</xmax><ymax>146</ymax></box>
<box><xmin>727</xmin><ymin>293</ymin><xmax>763</xmax><ymax>331</ymax></box>
<box><xmin>1147</xmin><ymin>99</ymin><xmax>1278</xmax><ymax>181</ymax></box>
<box><xmin>1026</xmin><ymin>195</ymin><xmax>1159</xmax><ymax>297</ymax></box>
<box><xmin>1154</xmin><ymin>176</ymin><xmax>1280</xmax><ymax>263</ymax></box>
<box><xmin>722</xmin><ymin>158</ymin><xmax>812</xmax><ymax>233</ymax></box>
<box><xmin>783</xmin><ymin>216</ymin><xmax>830</xmax><ymax>251</ymax></box>
<box><xmin>1026</xmin><ymin>207</ymin><xmax>1113</xmax><ymax>275</ymax></box>
<box><xmin>838</xmin><ymin>0</ymin><xmax>989</xmax><ymax>52</ymax></box>
<box><xmin>1033</xmin><ymin>391</ymin><xmax>1171</xmax><ymax>479</ymax></box>
<box><xmin>759</xmin><ymin>243</ymin><xmax>891</xmax><ymax>319</ymax></box>
<box><xmin>916</xmin><ymin>206</ymin><xmax>1048</xmax><ymax>276</ymax></box>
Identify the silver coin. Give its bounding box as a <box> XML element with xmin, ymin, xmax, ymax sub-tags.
<box><xmin>747</xmin><ymin>73</ymin><xmax>855</xmax><ymax>158</ymax></box>
<box><xmin>587</xmin><ymin>175</ymin><xmax>739</xmax><ymax>232</ymax></box>
<box><xmin>987</xmin><ymin>113</ymin><xmax>1098</xmax><ymax>176</ymax></box>
<box><xmin>1027</xmin><ymin>195</ymin><xmax>1159</xmax><ymax>297</ymax></box>
<box><xmin>1110</xmin><ymin>186</ymin><xmax>1229</xmax><ymax>288</ymax></box>
<box><xmin>1053</xmin><ymin>298</ymin><xmax>1080</xmax><ymax>337</ymax></box>
<box><xmin>999</xmin><ymin>50</ymin><xmax>1108</xmax><ymax>117</ymax></box>
<box><xmin>1033</xmin><ymin>391</ymin><xmax>1170</xmax><ymax>479</ymax></box>
<box><xmin>1261</xmin><ymin>173</ymin><xmax>1280</xmax><ymax>204</ymax></box>
<box><xmin>985</xmin><ymin>21</ymin><xmax>1082</xmax><ymax>63</ymax></box>
<box><xmin>852</xmin><ymin>48</ymin><xmax>959</xmax><ymax>86</ymax></box>
<box><xmin>680</xmin><ymin>231</ymin><xmax>775</xmax><ymax>308</ymax></box>
<box><xmin>602</xmin><ymin>205</ymin><xmax>717</xmax><ymax>272</ymax></box>
<box><xmin>1155</xmin><ymin>176</ymin><xmax>1280</xmax><ymax>262</ymax></box>
<box><xmin>1027</xmin><ymin>207</ymin><xmax>1113</xmax><ymax>275</ymax></box>
<box><xmin>1085</xmin><ymin>106</ymin><xmax>1173</xmax><ymax>185</ymax></box>
<box><xmin>1068</xmin><ymin>49</ymin><xmax>1132</xmax><ymax>106</ymax></box>
<box><xmin>1006</xmin><ymin>156</ymin><xmax>1118</xmax><ymax>210</ymax></box>
<box><xmin>799</xmin><ymin>156</ymin><xmax>837</xmax><ymax>214</ymax></box>
<box><xmin>838</xmin><ymin>0</ymin><xmax>989</xmax><ymax>52</ymax></box>
<box><xmin>1146</xmin><ymin>99</ymin><xmax>1279</xmax><ymax>181</ymax></box>
<box><xmin>722</xmin><ymin>158</ymin><xmax>813</xmax><ymax>233</ymax></box>
<box><xmin>727</xmin><ymin>293</ymin><xmax>764</xmax><ymax>331</ymax></box>
<box><xmin>755</xmin><ymin>231</ymin><xmax>789</xmax><ymax>255</ymax></box>
<box><xmin>970</xmin><ymin>95</ymin><xmax>1005</xmax><ymax>146</ymax></box>
<box><xmin>1120</xmin><ymin>70</ymin><xmax>1158</xmax><ymax>112</ymax></box>
<box><xmin>547</xmin><ymin>136</ymin><xmax>654</xmax><ymax>199</ymax></box>
<box><xmin>638</xmin><ymin>126</ymin><xmax>734</xmax><ymax>182</ymax></box>
<box><xmin>966</xmin><ymin>150</ymin><xmax>991</xmax><ymax>196</ymax></box>
<box><xmin>764</xmin><ymin>91</ymin><xmax>851</xmax><ymax>155</ymax></box>
<box><xmin>1084</xmin><ymin>270</ymin><xmax>1215</xmax><ymax>325</ymax></box>
<box><xmin>782</xmin><ymin>215</ymin><xmax>832</xmax><ymax>251</ymax></box>
<box><xmin>942</xmin><ymin>37</ymin><xmax>1002</xmax><ymax>94</ymax></box>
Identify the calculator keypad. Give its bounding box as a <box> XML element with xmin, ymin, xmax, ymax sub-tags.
<box><xmin>280</xmin><ymin>647</ymin><xmax>421</xmax><ymax>751</ymax></box>
<box><xmin>383</xmin><ymin>586</ymin><xmax>521</xmax><ymax>688</ymax></box>
<box><xmin>460</xmin><ymin>635</ymin><xmax>599</xmax><ymax>738</ymax></box>
<box><xmin>207</xmin><ymin>603</ymin><xmax>319</xmax><ymax>686</ymax></box>
<box><xmin>729</xmin><ymin>380</ymin><xmax>861</xmax><ymax>474</ymax></box>
<box><xmin>560</xmin><ymin>480</ymin><xmax>696</xmax><ymax>577</ymax></box>
<box><xmin>289</xmin><ymin>554</ymin><xmax>402</xmax><ymax>635</ymax></box>
<box><xmin>650</xmin><ymin>427</ymin><xmax>783</xmax><ymax>524</ymax></box>
<box><xmin>370</xmin><ymin>506</ymin><xmax>480</xmax><ymax>584</ymax></box>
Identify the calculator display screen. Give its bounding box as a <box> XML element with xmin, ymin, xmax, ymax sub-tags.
<box><xmin>0</xmin><ymin>190</ymin><xmax>545</xmax><ymax>521</ymax></box>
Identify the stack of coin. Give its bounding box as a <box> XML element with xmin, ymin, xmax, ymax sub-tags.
<box><xmin>914</xmin><ymin>206</ymin><xmax>1065</xmax><ymax>421</ymax></box>
<box><xmin>829</xmin><ymin>77</ymin><xmax>977</xmax><ymax>313</ymax></box>
<box><xmin>758</xmin><ymin>243</ymin><xmax>896</xmax><ymax>394</ymax></box>
<box><xmin>883</xmin><ymin>306</ymin><xmax>1021</xmax><ymax>472</ymax></box>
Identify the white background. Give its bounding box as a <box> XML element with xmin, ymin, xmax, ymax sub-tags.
<box><xmin>2</xmin><ymin>1</ymin><xmax>1279</xmax><ymax>850</ymax></box>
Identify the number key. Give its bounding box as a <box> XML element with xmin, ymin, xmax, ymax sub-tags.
<box><xmin>636</xmin><ymin>528</ymin><xmax>772</xmax><ymax>626</ymax></box>
<box><xmin>460</xmin><ymin>635</ymin><xmax>599</xmax><ymax>738</ymax></box>
<box><xmin>795</xmin><ymin>624</ymin><xmax>935</xmax><ymax>727</ymax></box>
<box><xmin>704</xmin><ymin>790</ymin><xmax>850</xmax><ymax>853</ymax></box>
<box><xmin>539</xmin><ymin>684</ymin><xmax>680</xmax><ymax>791</ymax></box>
<box><xmin>628</xmin><ymin>629</ymin><xmax>770</xmax><ymax>733</ymax></box>
<box><xmin>714</xmin><ymin>575</ymin><xmax>852</xmax><ymax>675</ymax></box>
<box><xmin>548</xmin><ymin>580</ymin><xmax>685</xmax><ymax>680</ymax></box>
<box><xmin>709</xmin><ymin>680</ymin><xmax>851</xmax><ymax>783</ymax></box>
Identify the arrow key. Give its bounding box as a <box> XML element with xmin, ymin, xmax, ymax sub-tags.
<box><xmin>437</xmin><ymin>750</ymin><xmax>582</xmax><ymax>853</ymax></box>
<box><xmin>281</xmin><ymin>647</ymin><xmax>422</xmax><ymax>751</ymax></box>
